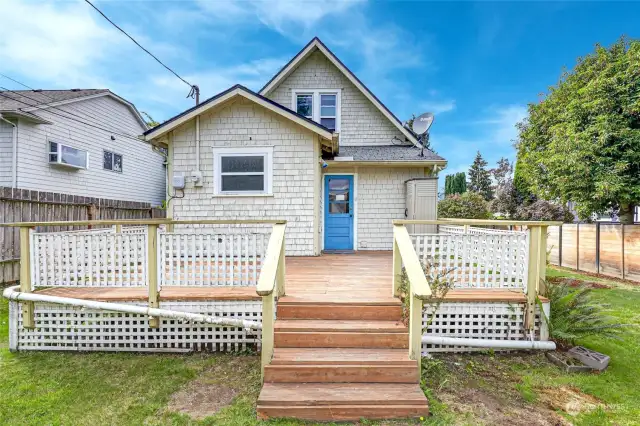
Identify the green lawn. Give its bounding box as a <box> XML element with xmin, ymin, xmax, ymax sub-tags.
<box><xmin>1</xmin><ymin>267</ymin><xmax>638</xmax><ymax>425</ymax></box>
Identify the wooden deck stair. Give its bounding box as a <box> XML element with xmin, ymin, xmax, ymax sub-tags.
<box><xmin>257</xmin><ymin>296</ymin><xmax>429</xmax><ymax>421</ymax></box>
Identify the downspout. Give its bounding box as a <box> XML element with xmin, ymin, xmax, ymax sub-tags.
<box><xmin>422</xmin><ymin>335</ymin><xmax>556</xmax><ymax>351</ymax></box>
<box><xmin>0</xmin><ymin>114</ymin><xmax>17</xmax><ymax>187</ymax></box>
<box><xmin>196</xmin><ymin>115</ymin><xmax>200</xmax><ymax>173</ymax></box>
<box><xmin>3</xmin><ymin>285</ymin><xmax>262</xmax><ymax>330</ymax></box>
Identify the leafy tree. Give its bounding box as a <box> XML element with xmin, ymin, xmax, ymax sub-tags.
<box><xmin>515</xmin><ymin>37</ymin><xmax>640</xmax><ymax>224</ymax></box>
<box><xmin>453</xmin><ymin>172</ymin><xmax>467</xmax><ymax>194</ymax></box>
<box><xmin>491</xmin><ymin>180</ymin><xmax>521</xmax><ymax>218</ymax></box>
<box><xmin>438</xmin><ymin>191</ymin><xmax>491</xmax><ymax>219</ymax></box>
<box><xmin>467</xmin><ymin>151</ymin><xmax>493</xmax><ymax>201</ymax></box>
<box><xmin>141</xmin><ymin>111</ymin><xmax>160</xmax><ymax>128</ymax></box>
<box><xmin>491</xmin><ymin>157</ymin><xmax>513</xmax><ymax>191</ymax></box>
<box><xmin>515</xmin><ymin>200</ymin><xmax>574</xmax><ymax>222</ymax></box>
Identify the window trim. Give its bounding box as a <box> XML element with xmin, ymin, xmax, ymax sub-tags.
<box><xmin>48</xmin><ymin>140</ymin><xmax>89</xmax><ymax>170</ymax></box>
<box><xmin>291</xmin><ymin>89</ymin><xmax>341</xmax><ymax>132</ymax></box>
<box><xmin>103</xmin><ymin>150</ymin><xmax>123</xmax><ymax>173</ymax></box>
<box><xmin>212</xmin><ymin>146</ymin><xmax>274</xmax><ymax>196</ymax></box>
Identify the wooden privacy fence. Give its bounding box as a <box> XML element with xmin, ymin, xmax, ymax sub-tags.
<box><xmin>0</xmin><ymin>186</ymin><xmax>164</xmax><ymax>285</ymax></box>
<box><xmin>548</xmin><ymin>223</ymin><xmax>640</xmax><ymax>282</ymax></box>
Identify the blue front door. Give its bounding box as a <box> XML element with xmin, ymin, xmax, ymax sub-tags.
<box><xmin>324</xmin><ymin>175</ymin><xmax>354</xmax><ymax>250</ymax></box>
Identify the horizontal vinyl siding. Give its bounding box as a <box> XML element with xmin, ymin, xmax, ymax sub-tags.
<box><xmin>0</xmin><ymin>119</ymin><xmax>14</xmax><ymax>186</ymax></box>
<box><xmin>15</xmin><ymin>95</ymin><xmax>165</xmax><ymax>205</ymax></box>
<box><xmin>171</xmin><ymin>97</ymin><xmax>318</xmax><ymax>256</ymax></box>
<box><xmin>267</xmin><ymin>50</ymin><xmax>406</xmax><ymax>147</ymax></box>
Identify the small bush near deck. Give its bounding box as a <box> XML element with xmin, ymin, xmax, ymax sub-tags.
<box><xmin>437</xmin><ymin>191</ymin><xmax>491</xmax><ymax>219</ymax></box>
<box><xmin>542</xmin><ymin>280</ymin><xmax>628</xmax><ymax>346</ymax></box>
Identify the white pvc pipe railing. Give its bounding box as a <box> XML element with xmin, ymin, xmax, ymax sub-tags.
<box><xmin>2</xmin><ymin>286</ymin><xmax>262</xmax><ymax>330</ymax></box>
<box><xmin>422</xmin><ymin>335</ymin><xmax>556</xmax><ymax>350</ymax></box>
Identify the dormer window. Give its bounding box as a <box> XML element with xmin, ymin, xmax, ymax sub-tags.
<box><xmin>292</xmin><ymin>89</ymin><xmax>341</xmax><ymax>132</ymax></box>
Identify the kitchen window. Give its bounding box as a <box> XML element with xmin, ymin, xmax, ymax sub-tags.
<box><xmin>103</xmin><ymin>150</ymin><xmax>123</xmax><ymax>173</ymax></box>
<box><xmin>292</xmin><ymin>89</ymin><xmax>341</xmax><ymax>132</ymax></box>
<box><xmin>213</xmin><ymin>147</ymin><xmax>273</xmax><ymax>195</ymax></box>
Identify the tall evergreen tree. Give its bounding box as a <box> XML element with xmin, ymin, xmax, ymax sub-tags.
<box><xmin>444</xmin><ymin>175</ymin><xmax>452</xmax><ymax>195</ymax></box>
<box><xmin>454</xmin><ymin>172</ymin><xmax>467</xmax><ymax>194</ymax></box>
<box><xmin>468</xmin><ymin>151</ymin><xmax>493</xmax><ymax>201</ymax></box>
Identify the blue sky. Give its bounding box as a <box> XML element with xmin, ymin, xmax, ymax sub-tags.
<box><xmin>1</xmin><ymin>1</ymin><xmax>638</xmax><ymax>180</ymax></box>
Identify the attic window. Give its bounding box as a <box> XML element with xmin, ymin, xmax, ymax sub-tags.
<box><xmin>292</xmin><ymin>89</ymin><xmax>340</xmax><ymax>132</ymax></box>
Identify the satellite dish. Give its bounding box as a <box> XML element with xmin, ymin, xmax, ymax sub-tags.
<box><xmin>412</xmin><ymin>112</ymin><xmax>435</xmax><ymax>136</ymax></box>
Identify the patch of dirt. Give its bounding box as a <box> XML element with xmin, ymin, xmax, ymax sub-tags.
<box><xmin>167</xmin><ymin>380</ymin><xmax>238</xmax><ymax>420</ymax></box>
<box><xmin>539</xmin><ymin>386</ymin><xmax>603</xmax><ymax>416</ymax></box>
<box><xmin>439</xmin><ymin>387</ymin><xmax>570</xmax><ymax>426</ymax></box>
<box><xmin>548</xmin><ymin>276</ymin><xmax>612</xmax><ymax>289</ymax></box>
<box><xmin>165</xmin><ymin>355</ymin><xmax>260</xmax><ymax>420</ymax></box>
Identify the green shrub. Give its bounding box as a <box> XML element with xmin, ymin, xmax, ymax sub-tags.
<box><xmin>542</xmin><ymin>280</ymin><xmax>628</xmax><ymax>345</ymax></box>
<box><xmin>438</xmin><ymin>191</ymin><xmax>491</xmax><ymax>219</ymax></box>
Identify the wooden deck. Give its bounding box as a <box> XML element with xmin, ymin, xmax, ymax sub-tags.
<box><xmin>34</xmin><ymin>251</ymin><xmax>543</xmax><ymax>302</ymax></box>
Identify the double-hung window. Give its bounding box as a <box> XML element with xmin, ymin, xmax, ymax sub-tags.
<box><xmin>213</xmin><ymin>147</ymin><xmax>273</xmax><ymax>195</ymax></box>
<box><xmin>103</xmin><ymin>150</ymin><xmax>123</xmax><ymax>173</ymax></box>
<box><xmin>293</xmin><ymin>89</ymin><xmax>340</xmax><ymax>132</ymax></box>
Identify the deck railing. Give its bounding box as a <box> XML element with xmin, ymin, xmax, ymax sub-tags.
<box><xmin>2</xmin><ymin>219</ymin><xmax>285</xmax><ymax>333</ymax></box>
<box><xmin>256</xmin><ymin>223</ymin><xmax>286</xmax><ymax>378</ymax></box>
<box><xmin>393</xmin><ymin>219</ymin><xmax>561</xmax><ymax>362</ymax></box>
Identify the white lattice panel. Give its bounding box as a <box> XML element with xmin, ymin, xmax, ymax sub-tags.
<box><xmin>10</xmin><ymin>300</ymin><xmax>262</xmax><ymax>353</ymax></box>
<box><xmin>411</xmin><ymin>233</ymin><xmax>529</xmax><ymax>289</ymax></box>
<box><xmin>31</xmin><ymin>231</ymin><xmax>147</xmax><ymax>288</ymax></box>
<box><xmin>422</xmin><ymin>301</ymin><xmax>547</xmax><ymax>353</ymax></box>
<box><xmin>159</xmin><ymin>232</ymin><xmax>267</xmax><ymax>287</ymax></box>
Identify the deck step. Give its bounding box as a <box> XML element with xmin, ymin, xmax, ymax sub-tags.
<box><xmin>271</xmin><ymin>348</ymin><xmax>414</xmax><ymax>365</ymax></box>
<box><xmin>276</xmin><ymin>303</ymin><xmax>402</xmax><ymax>320</ymax></box>
<box><xmin>274</xmin><ymin>319</ymin><xmax>406</xmax><ymax>333</ymax></box>
<box><xmin>275</xmin><ymin>331</ymin><xmax>409</xmax><ymax>348</ymax></box>
<box><xmin>257</xmin><ymin>383</ymin><xmax>429</xmax><ymax>421</ymax></box>
<box><xmin>264</xmin><ymin>364</ymin><xmax>418</xmax><ymax>383</ymax></box>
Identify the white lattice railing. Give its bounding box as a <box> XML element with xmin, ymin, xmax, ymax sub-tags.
<box><xmin>439</xmin><ymin>225</ymin><xmax>527</xmax><ymax>236</ymax></box>
<box><xmin>410</xmin><ymin>232</ymin><xmax>529</xmax><ymax>289</ymax></box>
<box><xmin>159</xmin><ymin>232</ymin><xmax>268</xmax><ymax>287</ymax></box>
<box><xmin>31</xmin><ymin>231</ymin><xmax>147</xmax><ymax>288</ymax></box>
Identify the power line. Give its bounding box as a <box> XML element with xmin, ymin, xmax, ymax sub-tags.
<box><xmin>0</xmin><ymin>90</ymin><xmax>144</xmax><ymax>143</ymax></box>
<box><xmin>83</xmin><ymin>0</ymin><xmax>199</xmax><ymax>103</ymax></box>
<box><xmin>0</xmin><ymin>73</ymin><xmax>146</xmax><ymax>137</ymax></box>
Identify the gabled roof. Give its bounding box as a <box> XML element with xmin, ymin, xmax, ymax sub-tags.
<box><xmin>259</xmin><ymin>37</ymin><xmax>420</xmax><ymax>147</ymax></box>
<box><xmin>336</xmin><ymin>145</ymin><xmax>446</xmax><ymax>163</ymax></box>
<box><xmin>0</xmin><ymin>89</ymin><xmax>148</xmax><ymax>129</ymax></box>
<box><xmin>143</xmin><ymin>84</ymin><xmax>334</xmax><ymax>141</ymax></box>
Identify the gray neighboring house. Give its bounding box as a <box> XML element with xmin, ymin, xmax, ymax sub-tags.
<box><xmin>0</xmin><ymin>89</ymin><xmax>165</xmax><ymax>205</ymax></box>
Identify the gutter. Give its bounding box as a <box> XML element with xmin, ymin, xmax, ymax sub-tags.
<box><xmin>0</xmin><ymin>114</ymin><xmax>17</xmax><ymax>187</ymax></box>
<box><xmin>3</xmin><ymin>285</ymin><xmax>262</xmax><ymax>330</ymax></box>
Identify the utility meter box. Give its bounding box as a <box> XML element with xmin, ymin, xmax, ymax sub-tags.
<box><xmin>405</xmin><ymin>177</ymin><xmax>438</xmax><ymax>234</ymax></box>
<box><xmin>172</xmin><ymin>174</ymin><xmax>186</xmax><ymax>190</ymax></box>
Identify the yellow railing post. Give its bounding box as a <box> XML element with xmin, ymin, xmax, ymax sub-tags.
<box><xmin>525</xmin><ymin>225</ymin><xmax>542</xmax><ymax>330</ymax></box>
<box><xmin>115</xmin><ymin>224</ymin><xmax>122</xmax><ymax>233</ymax></box>
<box><xmin>538</xmin><ymin>226</ymin><xmax>548</xmax><ymax>296</ymax></box>
<box><xmin>409</xmin><ymin>293</ymin><xmax>423</xmax><ymax>365</ymax></box>
<box><xmin>277</xmin><ymin>236</ymin><xmax>286</xmax><ymax>297</ymax></box>
<box><xmin>261</xmin><ymin>292</ymin><xmax>275</xmax><ymax>380</ymax></box>
<box><xmin>147</xmin><ymin>224</ymin><xmax>160</xmax><ymax>328</ymax></box>
<box><xmin>20</xmin><ymin>226</ymin><xmax>35</xmax><ymax>328</ymax></box>
<box><xmin>392</xmin><ymin>226</ymin><xmax>402</xmax><ymax>297</ymax></box>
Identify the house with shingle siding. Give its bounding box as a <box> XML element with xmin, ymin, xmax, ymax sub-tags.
<box><xmin>144</xmin><ymin>37</ymin><xmax>446</xmax><ymax>255</ymax></box>
<box><xmin>0</xmin><ymin>89</ymin><xmax>165</xmax><ymax>206</ymax></box>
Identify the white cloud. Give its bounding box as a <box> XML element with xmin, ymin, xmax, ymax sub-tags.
<box><xmin>477</xmin><ymin>105</ymin><xmax>528</xmax><ymax>145</ymax></box>
<box><xmin>419</xmin><ymin>99</ymin><xmax>456</xmax><ymax>115</ymax></box>
<box><xmin>0</xmin><ymin>0</ymin><xmax>121</xmax><ymax>87</ymax></box>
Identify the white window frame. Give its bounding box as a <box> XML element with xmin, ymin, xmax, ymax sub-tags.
<box><xmin>103</xmin><ymin>150</ymin><xmax>123</xmax><ymax>173</ymax></box>
<box><xmin>291</xmin><ymin>89</ymin><xmax>341</xmax><ymax>133</ymax></box>
<box><xmin>48</xmin><ymin>140</ymin><xmax>89</xmax><ymax>170</ymax></box>
<box><xmin>212</xmin><ymin>146</ymin><xmax>274</xmax><ymax>196</ymax></box>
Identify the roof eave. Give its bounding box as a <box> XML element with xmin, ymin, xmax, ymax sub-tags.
<box><xmin>0</xmin><ymin>110</ymin><xmax>52</xmax><ymax>124</ymax></box>
<box><xmin>326</xmin><ymin>159</ymin><xmax>447</xmax><ymax>167</ymax></box>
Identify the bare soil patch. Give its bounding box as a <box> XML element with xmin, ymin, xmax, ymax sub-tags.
<box><xmin>165</xmin><ymin>354</ymin><xmax>260</xmax><ymax>420</ymax></box>
<box><xmin>424</xmin><ymin>353</ymin><xmax>585</xmax><ymax>425</ymax></box>
<box><xmin>548</xmin><ymin>276</ymin><xmax>612</xmax><ymax>289</ymax></box>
